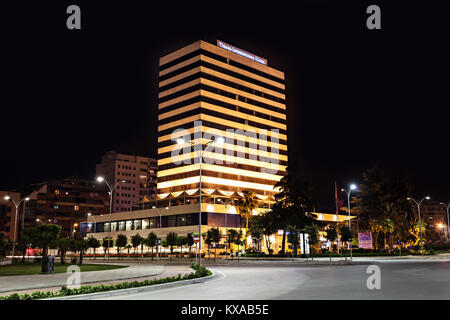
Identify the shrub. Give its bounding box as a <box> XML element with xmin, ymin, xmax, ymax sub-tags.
<box><xmin>0</xmin><ymin>264</ymin><xmax>212</xmax><ymax>300</ymax></box>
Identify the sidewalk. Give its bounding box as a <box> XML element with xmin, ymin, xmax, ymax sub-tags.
<box><xmin>0</xmin><ymin>262</ymin><xmax>167</xmax><ymax>294</ymax></box>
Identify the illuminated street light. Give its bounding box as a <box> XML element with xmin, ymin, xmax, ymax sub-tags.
<box><xmin>407</xmin><ymin>196</ymin><xmax>430</xmax><ymax>255</ymax></box>
<box><xmin>341</xmin><ymin>184</ymin><xmax>358</xmax><ymax>260</ymax></box>
<box><xmin>3</xmin><ymin>195</ymin><xmax>29</xmax><ymax>259</ymax></box>
<box><xmin>87</xmin><ymin>212</ymin><xmax>96</xmax><ymax>234</ymax></box>
<box><xmin>96</xmin><ymin>176</ymin><xmax>126</xmax><ymax>262</ymax></box>
<box><xmin>176</xmin><ymin>134</ymin><xmax>224</xmax><ymax>267</ymax></box>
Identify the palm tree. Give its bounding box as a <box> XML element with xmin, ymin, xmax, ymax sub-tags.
<box><xmin>236</xmin><ymin>190</ymin><xmax>259</xmax><ymax>249</ymax></box>
<box><xmin>381</xmin><ymin>218</ymin><xmax>394</xmax><ymax>251</ymax></box>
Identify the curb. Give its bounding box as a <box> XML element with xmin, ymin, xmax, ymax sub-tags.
<box><xmin>45</xmin><ymin>269</ymin><xmax>216</xmax><ymax>300</ymax></box>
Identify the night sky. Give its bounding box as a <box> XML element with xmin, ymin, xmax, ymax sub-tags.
<box><xmin>1</xmin><ymin>1</ymin><xmax>449</xmax><ymax>210</ymax></box>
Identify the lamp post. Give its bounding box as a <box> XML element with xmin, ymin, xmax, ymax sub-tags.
<box><xmin>72</xmin><ymin>223</ymin><xmax>78</xmax><ymax>238</ymax></box>
<box><xmin>341</xmin><ymin>184</ymin><xmax>357</xmax><ymax>260</ymax></box>
<box><xmin>87</xmin><ymin>212</ymin><xmax>96</xmax><ymax>234</ymax></box>
<box><xmin>152</xmin><ymin>205</ymin><xmax>168</xmax><ymax>262</ymax></box>
<box><xmin>407</xmin><ymin>196</ymin><xmax>430</xmax><ymax>255</ymax></box>
<box><xmin>4</xmin><ymin>195</ymin><xmax>29</xmax><ymax>259</ymax></box>
<box><xmin>439</xmin><ymin>202</ymin><xmax>450</xmax><ymax>240</ymax></box>
<box><xmin>177</xmin><ymin>135</ymin><xmax>224</xmax><ymax>267</ymax></box>
<box><xmin>436</xmin><ymin>223</ymin><xmax>445</xmax><ymax>239</ymax></box>
<box><xmin>96</xmin><ymin>176</ymin><xmax>126</xmax><ymax>262</ymax></box>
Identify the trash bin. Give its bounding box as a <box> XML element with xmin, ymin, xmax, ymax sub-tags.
<box><xmin>48</xmin><ymin>255</ymin><xmax>55</xmax><ymax>274</ymax></box>
<box><xmin>41</xmin><ymin>255</ymin><xmax>55</xmax><ymax>274</ymax></box>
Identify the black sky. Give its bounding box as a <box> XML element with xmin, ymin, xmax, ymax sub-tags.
<box><xmin>1</xmin><ymin>1</ymin><xmax>449</xmax><ymax>210</ymax></box>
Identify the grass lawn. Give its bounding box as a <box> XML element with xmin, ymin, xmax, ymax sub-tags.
<box><xmin>0</xmin><ymin>263</ymin><xmax>126</xmax><ymax>276</ymax></box>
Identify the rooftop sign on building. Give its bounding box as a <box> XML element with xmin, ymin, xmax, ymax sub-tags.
<box><xmin>217</xmin><ymin>40</ymin><xmax>268</xmax><ymax>65</ymax></box>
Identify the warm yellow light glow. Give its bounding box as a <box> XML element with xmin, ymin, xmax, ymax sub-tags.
<box><xmin>158</xmin><ymin>113</ymin><xmax>287</xmax><ymax>140</ymax></box>
<box><xmin>157</xmin><ymin>163</ymin><xmax>283</xmax><ymax>181</ymax></box>
<box><xmin>157</xmin><ymin>175</ymin><xmax>281</xmax><ymax>192</ymax></box>
<box><xmin>159</xmin><ymin>151</ymin><xmax>286</xmax><ymax>171</ymax></box>
<box><xmin>158</xmin><ymin>126</ymin><xmax>288</xmax><ymax>148</ymax></box>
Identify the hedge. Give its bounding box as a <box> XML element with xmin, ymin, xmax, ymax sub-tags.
<box><xmin>0</xmin><ymin>265</ymin><xmax>211</xmax><ymax>300</ymax></box>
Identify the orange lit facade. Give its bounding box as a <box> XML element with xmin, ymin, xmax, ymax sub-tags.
<box><xmin>157</xmin><ymin>40</ymin><xmax>287</xmax><ymax>205</ymax></box>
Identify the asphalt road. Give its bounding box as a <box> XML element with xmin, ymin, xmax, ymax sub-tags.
<box><xmin>98</xmin><ymin>259</ymin><xmax>450</xmax><ymax>300</ymax></box>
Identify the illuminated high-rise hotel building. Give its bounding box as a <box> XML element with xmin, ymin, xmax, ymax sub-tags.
<box><xmin>83</xmin><ymin>41</ymin><xmax>353</xmax><ymax>253</ymax></box>
<box><xmin>157</xmin><ymin>40</ymin><xmax>287</xmax><ymax>204</ymax></box>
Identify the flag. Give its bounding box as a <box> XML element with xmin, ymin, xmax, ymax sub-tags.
<box><xmin>334</xmin><ymin>181</ymin><xmax>344</xmax><ymax>214</ymax></box>
<box><xmin>335</xmin><ymin>181</ymin><xmax>339</xmax><ymax>214</ymax></box>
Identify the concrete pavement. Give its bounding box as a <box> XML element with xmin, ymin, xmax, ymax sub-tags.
<box><xmin>97</xmin><ymin>257</ymin><xmax>450</xmax><ymax>300</ymax></box>
<box><xmin>0</xmin><ymin>262</ymin><xmax>164</xmax><ymax>293</ymax></box>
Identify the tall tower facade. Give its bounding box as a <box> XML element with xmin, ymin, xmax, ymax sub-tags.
<box><xmin>157</xmin><ymin>40</ymin><xmax>287</xmax><ymax>203</ymax></box>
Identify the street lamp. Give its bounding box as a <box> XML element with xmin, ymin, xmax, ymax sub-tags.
<box><xmin>4</xmin><ymin>195</ymin><xmax>29</xmax><ymax>259</ymax></box>
<box><xmin>152</xmin><ymin>206</ymin><xmax>169</xmax><ymax>229</ymax></box>
<box><xmin>439</xmin><ymin>202</ymin><xmax>450</xmax><ymax>240</ymax></box>
<box><xmin>73</xmin><ymin>223</ymin><xmax>78</xmax><ymax>237</ymax></box>
<box><xmin>341</xmin><ymin>184</ymin><xmax>357</xmax><ymax>260</ymax></box>
<box><xmin>152</xmin><ymin>205</ymin><xmax>169</xmax><ymax>262</ymax></box>
<box><xmin>407</xmin><ymin>196</ymin><xmax>430</xmax><ymax>255</ymax></box>
<box><xmin>87</xmin><ymin>212</ymin><xmax>96</xmax><ymax>234</ymax></box>
<box><xmin>35</xmin><ymin>218</ymin><xmax>52</xmax><ymax>224</ymax></box>
<box><xmin>176</xmin><ymin>134</ymin><xmax>224</xmax><ymax>266</ymax></box>
<box><xmin>96</xmin><ymin>176</ymin><xmax>126</xmax><ymax>262</ymax></box>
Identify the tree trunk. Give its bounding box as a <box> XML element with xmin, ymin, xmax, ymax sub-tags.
<box><xmin>151</xmin><ymin>247</ymin><xmax>154</xmax><ymax>261</ymax></box>
<box><xmin>78</xmin><ymin>250</ymin><xmax>84</xmax><ymax>266</ymax></box>
<box><xmin>281</xmin><ymin>229</ymin><xmax>286</xmax><ymax>255</ymax></box>
<box><xmin>245</xmin><ymin>217</ymin><xmax>249</xmax><ymax>250</ymax></box>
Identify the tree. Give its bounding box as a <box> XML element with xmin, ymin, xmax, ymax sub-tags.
<box><xmin>186</xmin><ymin>233</ymin><xmax>194</xmax><ymax>260</ymax></box>
<box><xmin>17</xmin><ymin>227</ymin><xmax>36</xmax><ymax>263</ymax></box>
<box><xmin>102</xmin><ymin>238</ymin><xmax>114</xmax><ymax>257</ymax></box>
<box><xmin>166</xmin><ymin>232</ymin><xmax>178</xmax><ymax>255</ymax></box>
<box><xmin>33</xmin><ymin>224</ymin><xmax>61</xmax><ymax>272</ymax></box>
<box><xmin>339</xmin><ymin>225</ymin><xmax>353</xmax><ymax>259</ymax></box>
<box><xmin>352</xmin><ymin>165</ymin><xmax>414</xmax><ymax>251</ymax></box>
<box><xmin>116</xmin><ymin>234</ymin><xmax>128</xmax><ymax>257</ymax></box>
<box><xmin>227</xmin><ymin>229</ymin><xmax>238</xmax><ymax>257</ymax></box>
<box><xmin>146</xmin><ymin>232</ymin><xmax>157</xmax><ymax>260</ymax></box>
<box><xmin>0</xmin><ymin>231</ymin><xmax>7</xmax><ymax>258</ymax></box>
<box><xmin>57</xmin><ymin>238</ymin><xmax>71</xmax><ymax>264</ymax></box>
<box><xmin>69</xmin><ymin>239</ymin><xmax>78</xmax><ymax>264</ymax></box>
<box><xmin>381</xmin><ymin>217</ymin><xmax>395</xmax><ymax>252</ymax></box>
<box><xmin>125</xmin><ymin>244</ymin><xmax>132</xmax><ymax>257</ymax></box>
<box><xmin>131</xmin><ymin>234</ymin><xmax>143</xmax><ymax>258</ymax></box>
<box><xmin>305</xmin><ymin>224</ymin><xmax>319</xmax><ymax>260</ymax></box>
<box><xmin>271</xmin><ymin>161</ymin><xmax>315</xmax><ymax>254</ymax></box>
<box><xmin>205</xmin><ymin>228</ymin><xmax>221</xmax><ymax>261</ymax></box>
<box><xmin>248</xmin><ymin>221</ymin><xmax>263</xmax><ymax>255</ymax></box>
<box><xmin>286</xmin><ymin>225</ymin><xmax>299</xmax><ymax>259</ymax></box>
<box><xmin>236</xmin><ymin>190</ymin><xmax>259</xmax><ymax>249</ymax></box>
<box><xmin>325</xmin><ymin>224</ymin><xmax>338</xmax><ymax>261</ymax></box>
<box><xmin>177</xmin><ymin>236</ymin><xmax>186</xmax><ymax>254</ymax></box>
<box><xmin>87</xmin><ymin>236</ymin><xmax>101</xmax><ymax>259</ymax></box>
<box><xmin>234</xmin><ymin>230</ymin><xmax>243</xmax><ymax>261</ymax></box>
<box><xmin>76</xmin><ymin>239</ymin><xmax>89</xmax><ymax>266</ymax></box>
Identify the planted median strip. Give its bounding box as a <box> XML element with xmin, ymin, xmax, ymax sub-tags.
<box><xmin>0</xmin><ymin>264</ymin><xmax>211</xmax><ymax>300</ymax></box>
